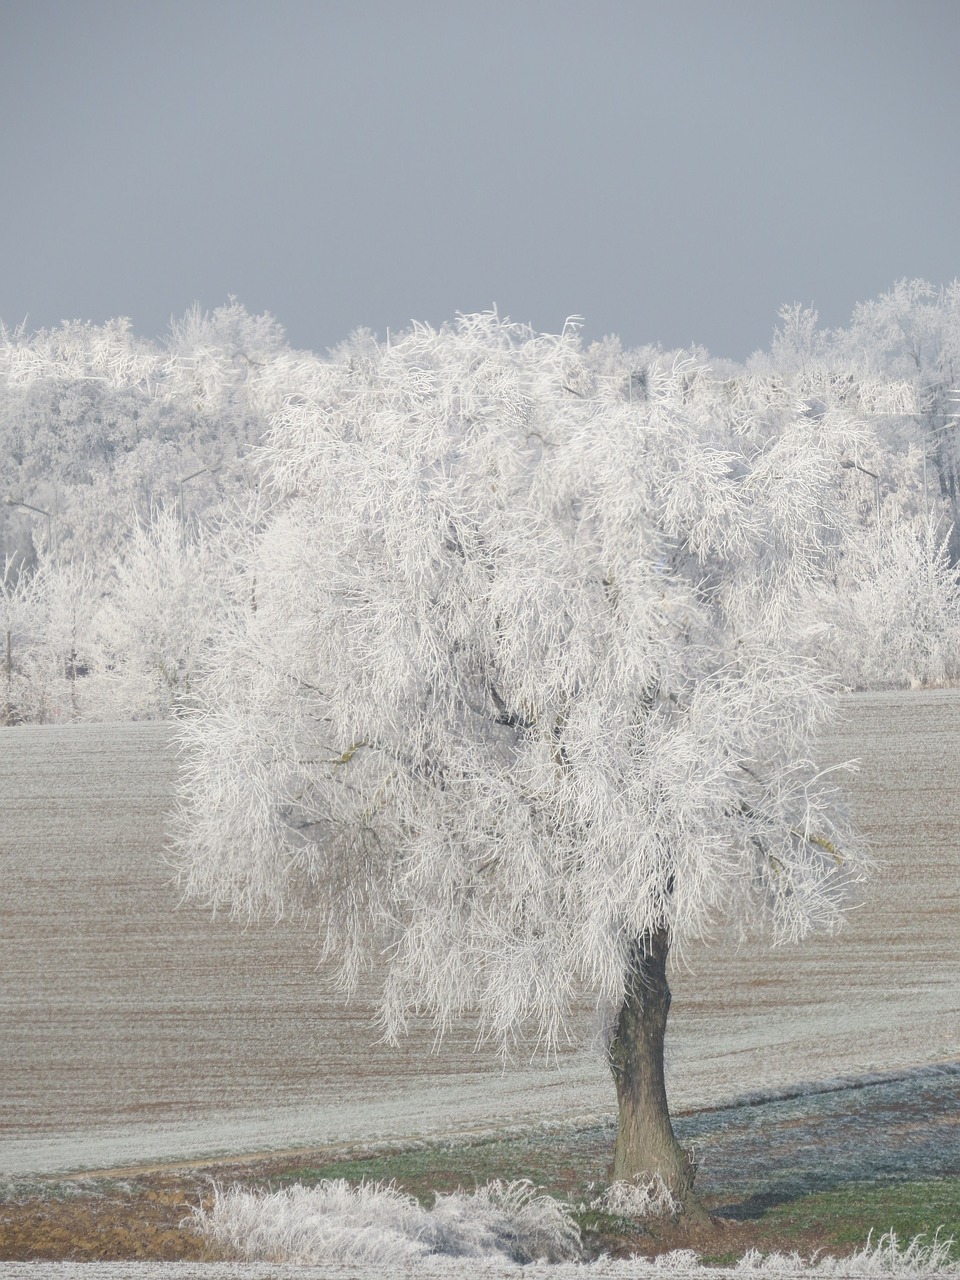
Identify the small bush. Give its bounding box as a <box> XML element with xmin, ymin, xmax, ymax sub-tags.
<box><xmin>190</xmin><ymin>1176</ymin><xmax>580</xmax><ymax>1265</ymax></box>
<box><xmin>591</xmin><ymin>1173</ymin><xmax>681</xmax><ymax>1219</ymax></box>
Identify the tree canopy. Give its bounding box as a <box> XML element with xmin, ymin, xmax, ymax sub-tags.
<box><xmin>172</xmin><ymin>313</ymin><xmax>869</xmax><ymax>1052</ymax></box>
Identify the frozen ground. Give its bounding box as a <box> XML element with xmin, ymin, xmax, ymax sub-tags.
<box><xmin>3</xmin><ymin>1238</ymin><xmax>960</xmax><ymax>1280</ymax></box>
<box><xmin>1</xmin><ymin>690</ymin><xmax>958</xmax><ymax>1176</ymax></box>
<box><xmin>0</xmin><ymin>1264</ymin><xmax>779</xmax><ymax>1280</ymax></box>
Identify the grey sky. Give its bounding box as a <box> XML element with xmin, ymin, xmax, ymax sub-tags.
<box><xmin>2</xmin><ymin>0</ymin><xmax>958</xmax><ymax>361</ymax></box>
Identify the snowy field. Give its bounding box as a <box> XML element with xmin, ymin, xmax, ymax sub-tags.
<box><xmin>1</xmin><ymin>690</ymin><xmax>959</xmax><ymax>1178</ymax></box>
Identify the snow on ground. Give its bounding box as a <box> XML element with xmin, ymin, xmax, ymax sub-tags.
<box><xmin>1</xmin><ymin>690</ymin><xmax>958</xmax><ymax>1176</ymax></box>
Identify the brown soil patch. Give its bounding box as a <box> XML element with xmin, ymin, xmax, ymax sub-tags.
<box><xmin>0</xmin><ymin>1171</ymin><xmax>222</xmax><ymax>1262</ymax></box>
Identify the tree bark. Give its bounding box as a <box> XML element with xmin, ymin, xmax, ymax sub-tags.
<box><xmin>608</xmin><ymin>927</ymin><xmax>710</xmax><ymax>1225</ymax></box>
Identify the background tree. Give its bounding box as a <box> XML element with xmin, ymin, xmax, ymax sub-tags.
<box><xmin>172</xmin><ymin>314</ymin><xmax>869</xmax><ymax>1219</ymax></box>
<box><xmin>0</xmin><ymin>303</ymin><xmax>297</xmax><ymax>571</ymax></box>
<box><xmin>0</xmin><ymin>552</ymin><xmax>102</xmax><ymax>723</ymax></box>
<box><xmin>752</xmin><ymin>280</ymin><xmax>960</xmax><ymax>559</ymax></box>
<box><xmin>90</xmin><ymin>508</ymin><xmax>225</xmax><ymax>719</ymax></box>
<box><xmin>0</xmin><ymin>302</ymin><xmax>313</xmax><ymax>722</ymax></box>
<box><xmin>0</xmin><ymin>510</ymin><xmax>231</xmax><ymax>722</ymax></box>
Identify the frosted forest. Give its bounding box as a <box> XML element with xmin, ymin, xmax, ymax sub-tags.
<box><xmin>3</xmin><ymin>280</ymin><xmax>960</xmax><ymax>726</ymax></box>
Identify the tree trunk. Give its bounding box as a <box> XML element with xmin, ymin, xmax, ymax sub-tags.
<box><xmin>608</xmin><ymin>927</ymin><xmax>709</xmax><ymax>1226</ymax></box>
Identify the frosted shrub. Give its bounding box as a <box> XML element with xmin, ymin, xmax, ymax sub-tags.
<box><xmin>733</xmin><ymin>1231</ymin><xmax>958</xmax><ymax>1276</ymax></box>
<box><xmin>591</xmin><ymin>1173</ymin><xmax>681</xmax><ymax>1219</ymax></box>
<box><xmin>191</xmin><ymin>1177</ymin><xmax>580</xmax><ymax>1266</ymax></box>
<box><xmin>193</xmin><ymin>1179</ymin><xmax>430</xmax><ymax>1265</ymax></box>
<box><xmin>429</xmin><ymin>1178</ymin><xmax>581</xmax><ymax>1263</ymax></box>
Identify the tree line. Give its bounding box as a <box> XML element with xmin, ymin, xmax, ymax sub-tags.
<box><xmin>2</xmin><ymin>282</ymin><xmax>959</xmax><ymax>723</ymax></box>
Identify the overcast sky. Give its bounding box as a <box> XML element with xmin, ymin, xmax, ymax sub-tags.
<box><xmin>2</xmin><ymin>0</ymin><xmax>958</xmax><ymax>361</ymax></box>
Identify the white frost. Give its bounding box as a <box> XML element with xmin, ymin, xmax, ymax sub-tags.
<box><xmin>190</xmin><ymin>1177</ymin><xmax>581</xmax><ymax>1265</ymax></box>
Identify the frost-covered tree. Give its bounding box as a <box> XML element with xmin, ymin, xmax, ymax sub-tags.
<box><xmin>0</xmin><ymin>552</ymin><xmax>103</xmax><ymax>723</ymax></box>
<box><xmin>91</xmin><ymin>508</ymin><xmax>225</xmax><ymax>719</ymax></box>
<box><xmin>805</xmin><ymin>516</ymin><xmax>960</xmax><ymax>690</ymax></box>
<box><xmin>0</xmin><ymin>508</ymin><xmax>231</xmax><ymax>722</ymax></box>
<box><xmin>0</xmin><ymin>301</ymin><xmax>312</xmax><ymax>722</ymax></box>
<box><xmin>836</xmin><ymin>279</ymin><xmax>960</xmax><ymax>553</ymax></box>
<box><xmin>173</xmin><ymin>315</ymin><xmax>870</xmax><ymax>1218</ymax></box>
<box><xmin>751</xmin><ymin>280</ymin><xmax>960</xmax><ymax>557</ymax></box>
<box><xmin>0</xmin><ymin>302</ymin><xmax>301</xmax><ymax>572</ymax></box>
